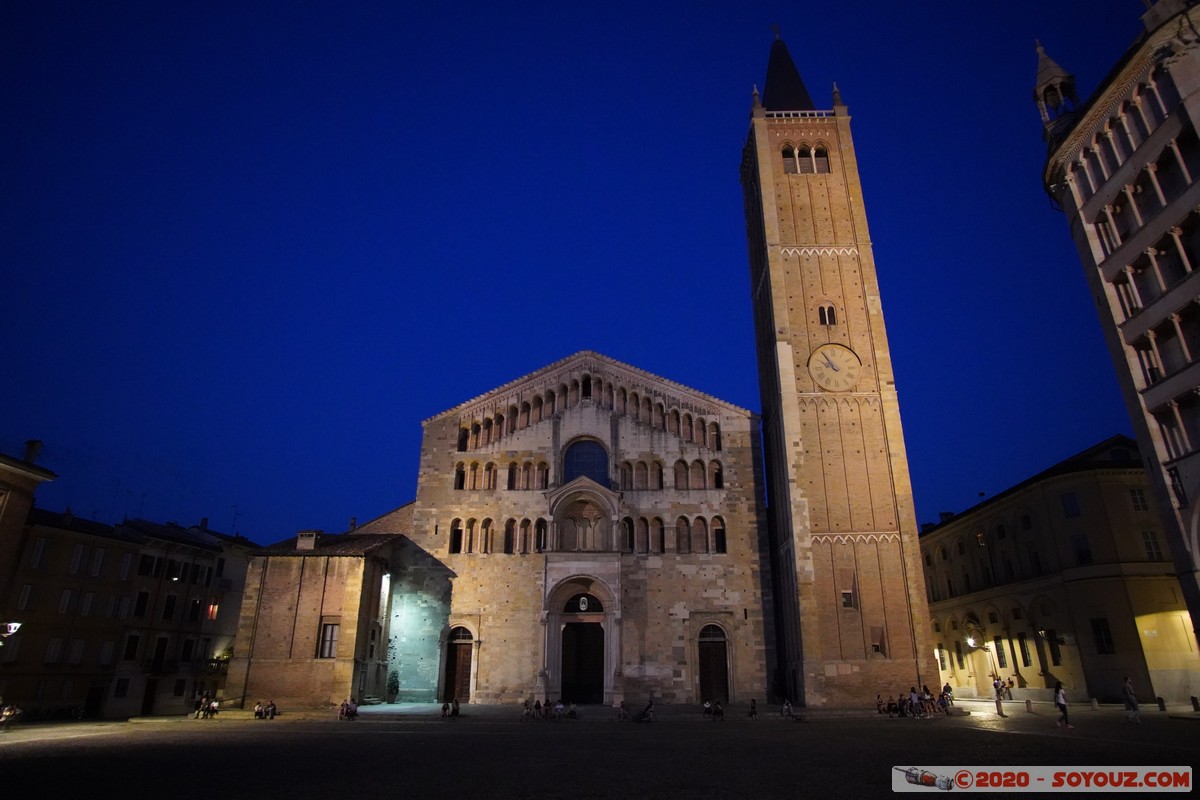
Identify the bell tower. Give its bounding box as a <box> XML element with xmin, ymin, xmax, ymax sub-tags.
<box><xmin>740</xmin><ymin>33</ymin><xmax>936</xmax><ymax>706</ymax></box>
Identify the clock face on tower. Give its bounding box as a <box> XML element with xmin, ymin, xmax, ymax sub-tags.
<box><xmin>808</xmin><ymin>343</ymin><xmax>863</xmax><ymax>392</ymax></box>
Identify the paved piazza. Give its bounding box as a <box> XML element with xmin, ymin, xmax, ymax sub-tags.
<box><xmin>0</xmin><ymin>701</ymin><xmax>1194</xmax><ymax>799</ymax></box>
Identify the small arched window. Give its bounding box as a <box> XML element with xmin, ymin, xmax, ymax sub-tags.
<box><xmin>674</xmin><ymin>460</ymin><xmax>688</xmax><ymax>490</ymax></box>
<box><xmin>699</xmin><ymin>624</ymin><xmax>725</xmax><ymax>641</ymax></box>
<box><xmin>454</xmin><ymin>464</ymin><xmax>466</xmax><ymax>491</ymax></box>
<box><xmin>507</xmin><ymin>462</ymin><xmax>518</xmax><ymax>491</ymax></box>
<box><xmin>582</xmin><ymin>375</ymin><xmax>592</xmax><ymax>399</ymax></box>
<box><xmin>449</xmin><ymin>520</ymin><xmax>463</xmax><ymax>554</ymax></box>
<box><xmin>709</xmin><ymin>461</ymin><xmax>724</xmax><ymax>490</ymax></box>
<box><xmin>713</xmin><ymin>517</ymin><xmax>727</xmax><ymax>554</ymax></box>
<box><xmin>798</xmin><ymin>146</ymin><xmax>814</xmax><ymax>174</ymax></box>
<box><xmin>457</xmin><ymin>429</ymin><xmax>469</xmax><ymax>452</ymax></box>
<box><xmin>814</xmin><ymin>146</ymin><xmax>830</xmax><ymax>173</ymax></box>
<box><xmin>676</xmin><ymin>517</ymin><xmax>691</xmax><ymax>554</ymax></box>
<box><xmin>782</xmin><ymin>145</ymin><xmax>798</xmax><ymax>174</ymax></box>
<box><xmin>818</xmin><ymin>304</ymin><xmax>837</xmax><ymax>325</ymax></box>
<box><xmin>503</xmin><ymin>520</ymin><xmax>516</xmax><ymax>554</ymax></box>
<box><xmin>535</xmin><ymin>519</ymin><xmax>548</xmax><ymax>552</ymax></box>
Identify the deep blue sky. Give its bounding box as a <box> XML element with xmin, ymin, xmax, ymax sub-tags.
<box><xmin>2</xmin><ymin>2</ymin><xmax>1140</xmax><ymax>543</ymax></box>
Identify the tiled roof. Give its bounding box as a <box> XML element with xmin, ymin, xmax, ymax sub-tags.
<box><xmin>252</xmin><ymin>532</ymin><xmax>399</xmax><ymax>558</ymax></box>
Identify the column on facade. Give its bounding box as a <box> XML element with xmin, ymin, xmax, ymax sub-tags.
<box><xmin>1145</xmin><ymin>162</ymin><xmax>1169</xmax><ymax>207</ymax></box>
<box><xmin>1104</xmin><ymin>205</ymin><xmax>1125</xmax><ymax>248</ymax></box>
<box><xmin>1080</xmin><ymin>156</ymin><xmax>1099</xmax><ymax>197</ymax></box>
<box><xmin>1170</xmin><ymin>312</ymin><xmax>1194</xmax><ymax>364</ymax></box>
<box><xmin>1124</xmin><ymin>185</ymin><xmax>1145</xmax><ymax>229</ymax></box>
<box><xmin>1123</xmin><ymin>265</ymin><xmax>1146</xmax><ymax>309</ymax></box>
<box><xmin>1169</xmin><ymin>399</ymin><xmax>1194</xmax><ymax>453</ymax></box>
<box><xmin>1168</xmin><ymin>228</ymin><xmax>1194</xmax><ymax>273</ymax></box>
<box><xmin>1148</xmin><ymin>329</ymin><xmax>1167</xmax><ymax>383</ymax></box>
<box><xmin>1118</xmin><ymin>109</ymin><xmax>1143</xmax><ymax>151</ymax></box>
<box><xmin>1144</xmin><ymin>247</ymin><xmax>1169</xmax><ymax>295</ymax></box>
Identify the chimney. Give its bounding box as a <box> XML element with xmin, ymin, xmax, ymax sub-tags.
<box><xmin>199</xmin><ymin>517</ymin><xmax>208</xmax><ymax>531</ymax></box>
<box><xmin>349</xmin><ymin>516</ymin><xmax>357</xmax><ymax>530</ymax></box>
<box><xmin>296</xmin><ymin>530</ymin><xmax>322</xmax><ymax>552</ymax></box>
<box><xmin>24</xmin><ymin>440</ymin><xmax>43</xmax><ymax>464</ymax></box>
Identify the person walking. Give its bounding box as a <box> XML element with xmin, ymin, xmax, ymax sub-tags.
<box><xmin>1122</xmin><ymin>676</ymin><xmax>1141</xmax><ymax>725</ymax></box>
<box><xmin>1053</xmin><ymin>681</ymin><xmax>1072</xmax><ymax>729</ymax></box>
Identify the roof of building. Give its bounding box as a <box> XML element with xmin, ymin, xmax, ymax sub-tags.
<box><xmin>25</xmin><ymin>506</ymin><xmax>139</xmax><ymax>543</ymax></box>
<box><xmin>118</xmin><ymin>518</ymin><xmax>241</xmax><ymax>552</ymax></box>
<box><xmin>761</xmin><ymin>34</ymin><xmax>816</xmax><ymax>111</ymax></box>
<box><xmin>252</xmin><ymin>532</ymin><xmax>399</xmax><ymax>558</ymax></box>
<box><xmin>919</xmin><ymin>434</ymin><xmax>1141</xmax><ymax>535</ymax></box>
<box><xmin>0</xmin><ymin>451</ymin><xmax>57</xmax><ymax>482</ymax></box>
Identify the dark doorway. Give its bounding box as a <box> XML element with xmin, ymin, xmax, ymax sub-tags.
<box><xmin>141</xmin><ymin>678</ymin><xmax>158</xmax><ymax>716</ymax></box>
<box><xmin>84</xmin><ymin>685</ymin><xmax>105</xmax><ymax>718</ymax></box>
<box><xmin>698</xmin><ymin>624</ymin><xmax>729</xmax><ymax>703</ymax></box>
<box><xmin>561</xmin><ymin>622</ymin><xmax>604</xmax><ymax>704</ymax></box>
<box><xmin>443</xmin><ymin>627</ymin><xmax>472</xmax><ymax>703</ymax></box>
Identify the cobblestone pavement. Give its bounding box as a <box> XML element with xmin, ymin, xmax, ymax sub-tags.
<box><xmin>0</xmin><ymin>701</ymin><xmax>1194</xmax><ymax>799</ymax></box>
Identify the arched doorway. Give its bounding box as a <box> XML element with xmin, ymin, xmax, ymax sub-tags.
<box><xmin>698</xmin><ymin>624</ymin><xmax>729</xmax><ymax>703</ymax></box>
<box><xmin>560</xmin><ymin>593</ymin><xmax>605</xmax><ymax>704</ymax></box>
<box><xmin>443</xmin><ymin>627</ymin><xmax>473</xmax><ymax>702</ymax></box>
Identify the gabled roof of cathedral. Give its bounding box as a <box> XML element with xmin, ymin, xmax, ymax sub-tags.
<box><xmin>427</xmin><ymin>350</ymin><xmax>753</xmax><ymax>422</ymax></box>
<box><xmin>761</xmin><ymin>33</ymin><xmax>816</xmax><ymax>111</ymax></box>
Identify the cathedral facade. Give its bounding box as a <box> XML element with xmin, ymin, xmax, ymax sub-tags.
<box><xmin>226</xmin><ymin>36</ymin><xmax>933</xmax><ymax>710</ymax></box>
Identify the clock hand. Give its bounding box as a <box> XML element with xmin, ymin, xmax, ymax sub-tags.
<box><xmin>823</xmin><ymin>355</ymin><xmax>839</xmax><ymax>372</ymax></box>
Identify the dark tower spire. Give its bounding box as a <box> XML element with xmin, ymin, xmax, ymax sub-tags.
<box><xmin>762</xmin><ymin>31</ymin><xmax>816</xmax><ymax>111</ymax></box>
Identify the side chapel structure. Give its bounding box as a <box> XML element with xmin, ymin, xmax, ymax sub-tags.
<box><xmin>226</xmin><ymin>35</ymin><xmax>935</xmax><ymax>710</ymax></box>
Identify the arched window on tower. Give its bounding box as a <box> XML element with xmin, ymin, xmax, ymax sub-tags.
<box><xmin>782</xmin><ymin>145</ymin><xmax>798</xmax><ymax>174</ymax></box>
<box><xmin>798</xmin><ymin>146</ymin><xmax>814</xmax><ymax>174</ymax></box>
<box><xmin>454</xmin><ymin>463</ymin><xmax>466</xmax><ymax>491</ymax></box>
<box><xmin>519</xmin><ymin>519</ymin><xmax>531</xmax><ymax>553</ymax></box>
<box><xmin>536</xmin><ymin>518</ymin><xmax>548</xmax><ymax>552</ymax></box>
<box><xmin>814</xmin><ymin>146</ymin><xmax>830</xmax><ymax>173</ymax></box>
<box><xmin>582</xmin><ymin>375</ymin><xmax>592</xmax><ymax>399</ymax></box>
<box><xmin>507</xmin><ymin>462</ymin><xmax>518</xmax><ymax>491</ymax></box>
<box><xmin>504</xmin><ymin>520</ymin><xmax>516</xmax><ymax>554</ymax></box>
<box><xmin>457</xmin><ymin>429</ymin><xmax>469</xmax><ymax>452</ymax></box>
<box><xmin>449</xmin><ymin>519</ymin><xmax>463</xmax><ymax>554</ymax></box>
<box><xmin>713</xmin><ymin>517</ymin><xmax>727</xmax><ymax>554</ymax></box>
<box><xmin>818</xmin><ymin>304</ymin><xmax>837</xmax><ymax>325</ymax></box>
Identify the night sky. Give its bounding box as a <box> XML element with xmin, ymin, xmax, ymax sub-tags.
<box><xmin>2</xmin><ymin>2</ymin><xmax>1140</xmax><ymax>543</ymax></box>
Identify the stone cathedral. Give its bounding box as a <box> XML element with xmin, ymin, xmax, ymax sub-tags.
<box><xmin>225</xmin><ymin>36</ymin><xmax>935</xmax><ymax>710</ymax></box>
